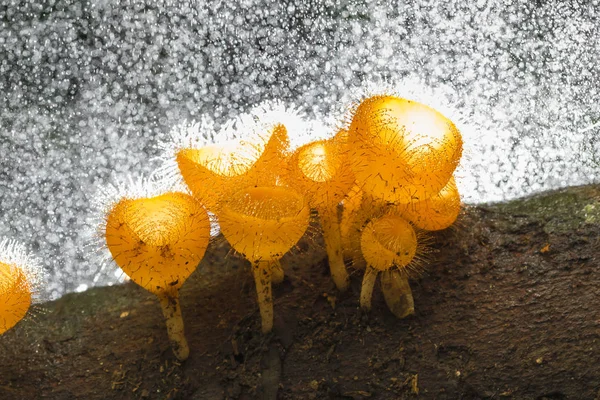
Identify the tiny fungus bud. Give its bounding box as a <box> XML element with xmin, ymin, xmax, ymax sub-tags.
<box><xmin>0</xmin><ymin>238</ymin><xmax>42</xmax><ymax>335</ymax></box>
<box><xmin>218</xmin><ymin>186</ymin><xmax>310</xmax><ymax>332</ymax></box>
<box><xmin>105</xmin><ymin>191</ymin><xmax>211</xmax><ymax>360</ymax></box>
<box><xmin>285</xmin><ymin>134</ymin><xmax>355</xmax><ymax>291</ymax></box>
<box><xmin>348</xmin><ymin>95</ymin><xmax>462</xmax><ymax>204</ymax></box>
<box><xmin>360</xmin><ymin>213</ymin><xmax>418</xmax><ymax>319</ymax></box>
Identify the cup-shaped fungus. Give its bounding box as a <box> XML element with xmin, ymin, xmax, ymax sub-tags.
<box><xmin>285</xmin><ymin>135</ymin><xmax>355</xmax><ymax>291</ymax></box>
<box><xmin>348</xmin><ymin>95</ymin><xmax>462</xmax><ymax>204</ymax></box>
<box><xmin>218</xmin><ymin>186</ymin><xmax>310</xmax><ymax>332</ymax></box>
<box><xmin>105</xmin><ymin>192</ymin><xmax>210</xmax><ymax>360</ymax></box>
<box><xmin>0</xmin><ymin>263</ymin><xmax>30</xmax><ymax>334</ymax></box>
<box><xmin>360</xmin><ymin>212</ymin><xmax>419</xmax><ymax>319</ymax></box>
<box><xmin>400</xmin><ymin>176</ymin><xmax>461</xmax><ymax>231</ymax></box>
<box><xmin>0</xmin><ymin>239</ymin><xmax>41</xmax><ymax>335</ymax></box>
<box><xmin>176</xmin><ymin>124</ymin><xmax>289</xmax><ymax>213</ymax></box>
<box><xmin>340</xmin><ymin>185</ymin><xmax>390</xmax><ymax>270</ymax></box>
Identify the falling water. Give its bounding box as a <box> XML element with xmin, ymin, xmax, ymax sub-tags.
<box><xmin>1</xmin><ymin>0</ymin><xmax>599</xmax><ymax>299</ymax></box>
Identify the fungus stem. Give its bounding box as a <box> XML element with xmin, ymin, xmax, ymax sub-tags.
<box><xmin>158</xmin><ymin>292</ymin><xmax>189</xmax><ymax>361</ymax></box>
<box><xmin>252</xmin><ymin>260</ymin><xmax>274</xmax><ymax>333</ymax></box>
<box><xmin>380</xmin><ymin>269</ymin><xmax>414</xmax><ymax>319</ymax></box>
<box><xmin>360</xmin><ymin>266</ymin><xmax>378</xmax><ymax>311</ymax></box>
<box><xmin>271</xmin><ymin>259</ymin><xmax>284</xmax><ymax>285</ymax></box>
<box><xmin>320</xmin><ymin>207</ymin><xmax>349</xmax><ymax>291</ymax></box>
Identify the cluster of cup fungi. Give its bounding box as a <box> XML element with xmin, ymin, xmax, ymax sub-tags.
<box><xmin>0</xmin><ymin>94</ymin><xmax>462</xmax><ymax>362</ymax></box>
<box><xmin>100</xmin><ymin>93</ymin><xmax>463</xmax><ymax>360</ymax></box>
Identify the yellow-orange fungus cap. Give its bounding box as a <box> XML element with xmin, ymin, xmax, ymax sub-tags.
<box><xmin>105</xmin><ymin>192</ymin><xmax>211</xmax><ymax>295</ymax></box>
<box><xmin>287</xmin><ymin>138</ymin><xmax>355</xmax><ymax>209</ymax></box>
<box><xmin>400</xmin><ymin>176</ymin><xmax>461</xmax><ymax>231</ymax></box>
<box><xmin>340</xmin><ymin>186</ymin><xmax>389</xmax><ymax>254</ymax></box>
<box><xmin>298</xmin><ymin>141</ymin><xmax>336</xmax><ymax>183</ymax></box>
<box><xmin>255</xmin><ymin>124</ymin><xmax>290</xmax><ymax>176</ymax></box>
<box><xmin>177</xmin><ymin>124</ymin><xmax>289</xmax><ymax>212</ymax></box>
<box><xmin>176</xmin><ymin>145</ymin><xmax>245</xmax><ymax>212</ymax></box>
<box><xmin>360</xmin><ymin>214</ymin><xmax>417</xmax><ymax>272</ymax></box>
<box><xmin>0</xmin><ymin>262</ymin><xmax>32</xmax><ymax>334</ymax></box>
<box><xmin>349</xmin><ymin>95</ymin><xmax>462</xmax><ymax>203</ymax></box>
<box><xmin>218</xmin><ymin>186</ymin><xmax>310</xmax><ymax>263</ymax></box>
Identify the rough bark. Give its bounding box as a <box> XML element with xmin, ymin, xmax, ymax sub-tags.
<box><xmin>1</xmin><ymin>185</ymin><xmax>599</xmax><ymax>400</ymax></box>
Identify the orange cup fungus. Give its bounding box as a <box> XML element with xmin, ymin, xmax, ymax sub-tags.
<box><xmin>218</xmin><ymin>186</ymin><xmax>310</xmax><ymax>332</ymax></box>
<box><xmin>335</xmin><ymin>94</ymin><xmax>463</xmax><ymax>318</ymax></box>
<box><xmin>340</xmin><ymin>185</ymin><xmax>389</xmax><ymax>270</ymax></box>
<box><xmin>285</xmin><ymin>133</ymin><xmax>355</xmax><ymax>291</ymax></box>
<box><xmin>0</xmin><ymin>263</ymin><xmax>32</xmax><ymax>334</ymax></box>
<box><xmin>360</xmin><ymin>212</ymin><xmax>419</xmax><ymax>319</ymax></box>
<box><xmin>0</xmin><ymin>239</ymin><xmax>41</xmax><ymax>335</ymax></box>
<box><xmin>348</xmin><ymin>95</ymin><xmax>462</xmax><ymax>204</ymax></box>
<box><xmin>399</xmin><ymin>176</ymin><xmax>461</xmax><ymax>231</ymax></box>
<box><xmin>176</xmin><ymin>124</ymin><xmax>289</xmax><ymax>213</ymax></box>
<box><xmin>105</xmin><ymin>191</ymin><xmax>211</xmax><ymax>360</ymax></box>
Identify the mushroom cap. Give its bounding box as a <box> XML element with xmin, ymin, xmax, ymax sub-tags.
<box><xmin>398</xmin><ymin>176</ymin><xmax>461</xmax><ymax>231</ymax></box>
<box><xmin>360</xmin><ymin>213</ymin><xmax>417</xmax><ymax>272</ymax></box>
<box><xmin>0</xmin><ymin>262</ymin><xmax>32</xmax><ymax>335</ymax></box>
<box><xmin>177</xmin><ymin>124</ymin><xmax>289</xmax><ymax>213</ymax></box>
<box><xmin>285</xmin><ymin>136</ymin><xmax>354</xmax><ymax>210</ymax></box>
<box><xmin>349</xmin><ymin>95</ymin><xmax>462</xmax><ymax>203</ymax></box>
<box><xmin>105</xmin><ymin>192</ymin><xmax>210</xmax><ymax>295</ymax></box>
<box><xmin>218</xmin><ymin>186</ymin><xmax>310</xmax><ymax>262</ymax></box>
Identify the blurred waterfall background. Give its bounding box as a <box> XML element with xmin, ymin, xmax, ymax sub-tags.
<box><xmin>1</xmin><ymin>0</ymin><xmax>599</xmax><ymax>299</ymax></box>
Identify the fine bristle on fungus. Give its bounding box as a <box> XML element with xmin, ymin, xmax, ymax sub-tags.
<box><xmin>105</xmin><ymin>191</ymin><xmax>211</xmax><ymax>360</ymax></box>
<box><xmin>285</xmin><ymin>133</ymin><xmax>355</xmax><ymax>291</ymax></box>
<box><xmin>359</xmin><ymin>213</ymin><xmax>419</xmax><ymax>319</ymax></box>
<box><xmin>218</xmin><ymin>186</ymin><xmax>310</xmax><ymax>332</ymax></box>
<box><xmin>0</xmin><ymin>238</ymin><xmax>42</xmax><ymax>335</ymax></box>
<box><xmin>348</xmin><ymin>95</ymin><xmax>463</xmax><ymax>204</ymax></box>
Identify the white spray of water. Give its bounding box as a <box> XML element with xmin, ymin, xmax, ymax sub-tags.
<box><xmin>0</xmin><ymin>1</ymin><xmax>598</xmax><ymax>298</ymax></box>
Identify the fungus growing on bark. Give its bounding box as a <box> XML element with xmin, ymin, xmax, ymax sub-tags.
<box><xmin>104</xmin><ymin>191</ymin><xmax>210</xmax><ymax>360</ymax></box>
<box><xmin>218</xmin><ymin>186</ymin><xmax>310</xmax><ymax>332</ymax></box>
<box><xmin>0</xmin><ymin>238</ymin><xmax>42</xmax><ymax>335</ymax></box>
<box><xmin>359</xmin><ymin>212</ymin><xmax>421</xmax><ymax>319</ymax></box>
<box><xmin>154</xmin><ymin>96</ymin><xmax>463</xmax><ymax>326</ymax></box>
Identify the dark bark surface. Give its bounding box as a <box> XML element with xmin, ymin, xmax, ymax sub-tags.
<box><xmin>1</xmin><ymin>185</ymin><xmax>599</xmax><ymax>400</ymax></box>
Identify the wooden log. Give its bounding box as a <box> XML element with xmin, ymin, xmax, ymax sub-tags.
<box><xmin>1</xmin><ymin>185</ymin><xmax>599</xmax><ymax>399</ymax></box>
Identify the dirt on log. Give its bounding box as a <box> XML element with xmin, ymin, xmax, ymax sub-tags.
<box><xmin>1</xmin><ymin>185</ymin><xmax>599</xmax><ymax>400</ymax></box>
